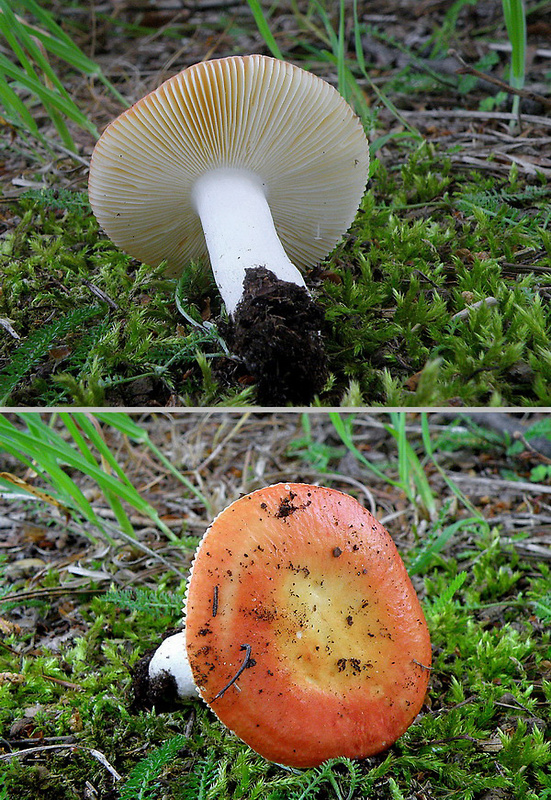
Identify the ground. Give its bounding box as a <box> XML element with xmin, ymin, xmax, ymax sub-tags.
<box><xmin>0</xmin><ymin>411</ymin><xmax>549</xmax><ymax>798</ymax></box>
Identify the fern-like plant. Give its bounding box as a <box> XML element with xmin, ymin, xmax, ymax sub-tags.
<box><xmin>103</xmin><ymin>586</ymin><xmax>184</xmax><ymax>618</ymax></box>
<box><xmin>178</xmin><ymin>751</ymin><xmax>220</xmax><ymax>800</ymax></box>
<box><xmin>119</xmin><ymin>735</ymin><xmax>189</xmax><ymax>800</ymax></box>
<box><xmin>0</xmin><ymin>305</ymin><xmax>103</xmax><ymax>405</ymax></box>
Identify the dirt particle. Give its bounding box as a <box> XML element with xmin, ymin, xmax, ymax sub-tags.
<box><xmin>349</xmin><ymin>658</ymin><xmax>362</xmax><ymax>674</ymax></box>
<box><xmin>276</xmin><ymin>493</ymin><xmax>298</xmax><ymax>518</ymax></box>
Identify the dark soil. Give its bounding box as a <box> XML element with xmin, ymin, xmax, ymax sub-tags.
<box><xmin>131</xmin><ymin>642</ymin><xmax>183</xmax><ymax>713</ymax></box>
<box><xmin>222</xmin><ymin>267</ymin><xmax>328</xmax><ymax>406</ymax></box>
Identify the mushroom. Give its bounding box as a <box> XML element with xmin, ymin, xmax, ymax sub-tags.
<box><xmin>147</xmin><ymin>631</ymin><xmax>195</xmax><ymax>698</ymax></box>
<box><xmin>138</xmin><ymin>483</ymin><xmax>431</xmax><ymax>768</ymax></box>
<box><xmin>88</xmin><ymin>55</ymin><xmax>369</xmax><ymax>405</ymax></box>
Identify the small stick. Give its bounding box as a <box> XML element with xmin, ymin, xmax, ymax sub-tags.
<box><xmin>449</xmin><ymin>49</ymin><xmax>551</xmax><ymax>110</ymax></box>
<box><xmin>451</xmin><ymin>297</ymin><xmax>498</xmax><ymax>321</ymax></box>
<box><xmin>0</xmin><ymin>744</ymin><xmax>123</xmax><ymax>781</ymax></box>
<box><xmin>211</xmin><ymin>644</ymin><xmax>252</xmax><ymax>701</ymax></box>
<box><xmin>212</xmin><ymin>585</ymin><xmax>219</xmax><ymax>617</ymax></box>
<box><xmin>82</xmin><ymin>279</ymin><xmax>119</xmax><ymax>310</ymax></box>
<box><xmin>413</xmin><ymin>659</ymin><xmax>433</xmax><ymax>671</ymax></box>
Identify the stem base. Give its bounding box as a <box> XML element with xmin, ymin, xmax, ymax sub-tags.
<box><xmin>223</xmin><ymin>267</ymin><xmax>328</xmax><ymax>405</ymax></box>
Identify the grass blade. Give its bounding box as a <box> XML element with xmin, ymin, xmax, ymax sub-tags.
<box><xmin>329</xmin><ymin>413</ymin><xmax>402</xmax><ymax>489</ymax></box>
<box><xmin>502</xmin><ymin>0</ymin><xmax>526</xmax><ymax>120</ymax></box>
<box><xmin>408</xmin><ymin>520</ymin><xmax>479</xmax><ymax>575</ymax></box>
<box><xmin>387</xmin><ymin>413</ymin><xmax>437</xmax><ymax>520</ymax></box>
<box><xmin>421</xmin><ymin>414</ymin><xmax>483</xmax><ymax>519</ymax></box>
<box><xmin>60</xmin><ymin>413</ymin><xmax>137</xmax><ymax>538</ymax></box>
<box><xmin>244</xmin><ymin>0</ymin><xmax>284</xmax><ymax>59</ymax></box>
<box><xmin>0</xmin><ymin>0</ymin><xmax>128</xmax><ymax>148</ymax></box>
<box><xmin>0</xmin><ymin>414</ymin><xmax>183</xmax><ymax>544</ymax></box>
<box><xmin>94</xmin><ymin>412</ymin><xmax>212</xmax><ymax>516</ymax></box>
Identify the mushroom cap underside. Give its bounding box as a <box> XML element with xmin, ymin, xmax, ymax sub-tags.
<box><xmin>185</xmin><ymin>483</ymin><xmax>431</xmax><ymax>768</ymax></box>
<box><xmin>88</xmin><ymin>55</ymin><xmax>369</xmax><ymax>277</ymax></box>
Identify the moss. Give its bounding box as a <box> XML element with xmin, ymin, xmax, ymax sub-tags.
<box><xmin>1</xmin><ymin>144</ymin><xmax>550</xmax><ymax>406</ymax></box>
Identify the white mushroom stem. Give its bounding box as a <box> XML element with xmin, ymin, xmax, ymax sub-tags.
<box><xmin>192</xmin><ymin>168</ymin><xmax>307</xmax><ymax>315</ymax></box>
<box><xmin>148</xmin><ymin>632</ymin><xmax>196</xmax><ymax>698</ymax></box>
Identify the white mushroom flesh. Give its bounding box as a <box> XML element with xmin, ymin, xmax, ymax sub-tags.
<box><xmin>147</xmin><ymin>631</ymin><xmax>196</xmax><ymax>699</ymax></box>
<box><xmin>192</xmin><ymin>168</ymin><xmax>306</xmax><ymax>314</ymax></box>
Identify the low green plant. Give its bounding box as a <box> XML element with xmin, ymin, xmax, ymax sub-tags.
<box><xmin>102</xmin><ymin>586</ymin><xmax>183</xmax><ymax>618</ymax></box>
<box><xmin>0</xmin><ymin>305</ymin><xmax>103</xmax><ymax>405</ymax></box>
<box><xmin>0</xmin><ymin>412</ymin><xmax>207</xmax><ymax>550</ymax></box>
<box><xmin>0</xmin><ymin>0</ymin><xmax>126</xmax><ymax>150</ymax></box>
<box><xmin>287</xmin><ymin>413</ymin><xmax>345</xmax><ymax>471</ymax></box>
<box><xmin>176</xmin><ymin>752</ymin><xmax>220</xmax><ymax>800</ymax></box>
<box><xmin>119</xmin><ymin>735</ymin><xmax>189</xmax><ymax>800</ymax></box>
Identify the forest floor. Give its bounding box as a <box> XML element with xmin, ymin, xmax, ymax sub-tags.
<box><xmin>0</xmin><ymin>410</ymin><xmax>549</xmax><ymax>798</ymax></box>
<box><xmin>1</xmin><ymin>1</ymin><xmax>551</xmax><ymax>406</ymax></box>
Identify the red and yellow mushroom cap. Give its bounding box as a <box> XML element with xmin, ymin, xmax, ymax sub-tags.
<box><xmin>185</xmin><ymin>483</ymin><xmax>431</xmax><ymax>768</ymax></box>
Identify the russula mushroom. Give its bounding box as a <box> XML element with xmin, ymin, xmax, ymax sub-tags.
<box><xmin>88</xmin><ymin>55</ymin><xmax>369</xmax><ymax>405</ymax></box>
<box><xmin>140</xmin><ymin>483</ymin><xmax>431</xmax><ymax>768</ymax></box>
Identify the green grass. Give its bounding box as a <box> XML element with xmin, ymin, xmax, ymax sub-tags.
<box><xmin>0</xmin><ymin>412</ymin><xmax>210</xmax><ymax>550</ymax></box>
<box><xmin>502</xmin><ymin>0</ymin><xmax>527</xmax><ymax>120</ymax></box>
<box><xmin>0</xmin><ymin>0</ymin><xmax>126</xmax><ymax>151</ymax></box>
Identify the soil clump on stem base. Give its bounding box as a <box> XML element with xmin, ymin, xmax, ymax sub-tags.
<box><xmin>223</xmin><ymin>267</ymin><xmax>328</xmax><ymax>406</ymax></box>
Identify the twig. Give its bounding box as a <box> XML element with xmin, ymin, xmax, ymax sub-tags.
<box><xmin>400</xmin><ymin>109</ymin><xmax>551</xmax><ymax>130</ymax></box>
<box><xmin>0</xmin><ymin>744</ymin><xmax>123</xmax><ymax>781</ymax></box>
<box><xmin>0</xmin><ymin>586</ymin><xmax>106</xmax><ymax>604</ymax></box>
<box><xmin>445</xmin><ymin>474</ymin><xmax>551</xmax><ymax>496</ymax></box>
<box><xmin>449</xmin><ymin>49</ymin><xmax>551</xmax><ymax>110</ymax></box>
<box><xmin>82</xmin><ymin>280</ymin><xmax>118</xmax><ymax>310</ymax></box>
<box><xmin>100</xmin><ymin>520</ymin><xmax>188</xmax><ymax>580</ymax></box>
<box><xmin>0</xmin><ymin>318</ymin><xmax>20</xmax><ymax>339</ymax></box>
<box><xmin>211</xmin><ymin>643</ymin><xmax>253</xmax><ymax>701</ymax></box>
<box><xmin>454</xmin><ymin>412</ymin><xmax>551</xmax><ymax>460</ymax></box>
<box><xmin>451</xmin><ymin>297</ymin><xmax>498</xmax><ymax>321</ymax></box>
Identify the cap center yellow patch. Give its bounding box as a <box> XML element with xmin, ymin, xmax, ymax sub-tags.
<box><xmin>272</xmin><ymin>567</ymin><xmax>390</xmax><ymax>691</ymax></box>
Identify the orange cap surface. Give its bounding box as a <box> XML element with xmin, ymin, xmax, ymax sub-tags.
<box><xmin>185</xmin><ymin>483</ymin><xmax>431</xmax><ymax>768</ymax></box>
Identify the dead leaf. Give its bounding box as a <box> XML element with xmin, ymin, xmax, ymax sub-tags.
<box><xmin>0</xmin><ymin>672</ymin><xmax>25</xmax><ymax>685</ymax></box>
<box><xmin>0</xmin><ymin>473</ymin><xmax>72</xmax><ymax>522</ymax></box>
<box><xmin>0</xmin><ymin>618</ymin><xmax>20</xmax><ymax>635</ymax></box>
